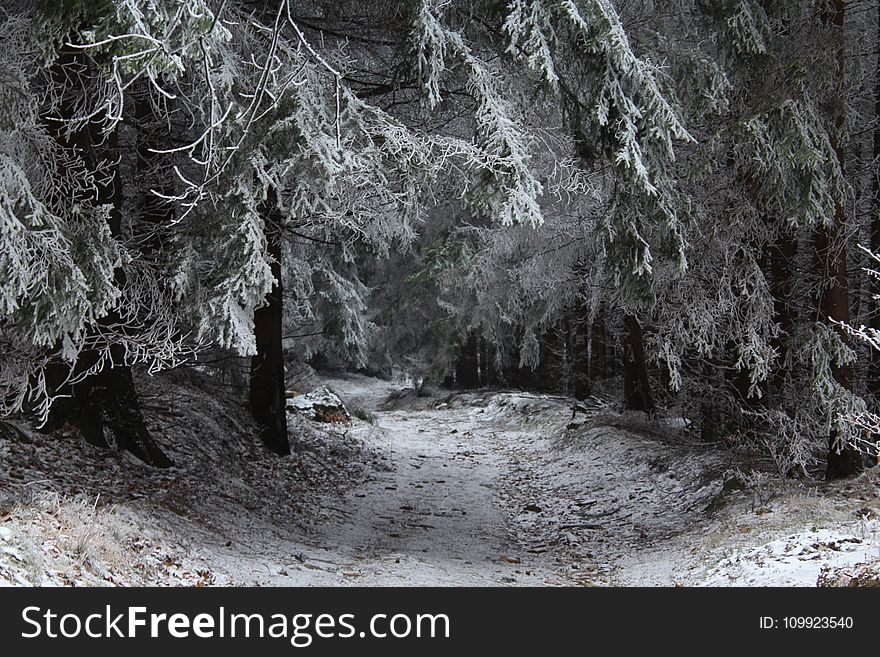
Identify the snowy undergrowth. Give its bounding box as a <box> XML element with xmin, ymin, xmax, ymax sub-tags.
<box><xmin>405</xmin><ymin>384</ymin><xmax>880</xmax><ymax>587</ymax></box>
<box><xmin>1</xmin><ymin>368</ymin><xmax>386</xmax><ymax>587</ymax></box>
<box><xmin>0</xmin><ymin>491</ymin><xmax>219</xmax><ymax>586</ymax></box>
<box><xmin>466</xmin><ymin>394</ymin><xmax>737</xmax><ymax>584</ymax></box>
<box><xmin>675</xmin><ymin>475</ymin><xmax>880</xmax><ymax>587</ymax></box>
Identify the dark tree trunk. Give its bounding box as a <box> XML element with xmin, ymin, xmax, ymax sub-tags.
<box><xmin>573</xmin><ymin>296</ymin><xmax>591</xmax><ymax>400</ymax></box>
<box><xmin>478</xmin><ymin>336</ymin><xmax>486</xmax><ymax>386</ymax></box>
<box><xmin>729</xmin><ymin>366</ymin><xmax>753</xmax><ymax>409</ymax></box>
<box><xmin>250</xmin><ymin>205</ymin><xmax>290</xmax><ymax>456</ymax></box>
<box><xmin>44</xmin><ymin>46</ymin><xmax>172</xmax><ymax>467</ymax></box>
<box><xmin>820</xmin><ymin>0</ymin><xmax>861</xmax><ymax>480</ymax></box>
<box><xmin>455</xmin><ymin>334</ymin><xmax>480</xmax><ymax>388</ymax></box>
<box><xmin>623</xmin><ymin>314</ymin><xmax>654</xmax><ymax>413</ymax></box>
<box><xmin>870</xmin><ymin>0</ymin><xmax>880</xmax><ymax>399</ymax></box>
<box><xmin>479</xmin><ymin>338</ymin><xmax>497</xmax><ymax>387</ymax></box>
<box><xmin>700</xmin><ymin>406</ymin><xmax>717</xmax><ymax>442</ymax></box>
<box><xmin>45</xmin><ymin>376</ymin><xmax>108</xmax><ymax>449</ymax></box>
<box><xmin>589</xmin><ymin>304</ymin><xmax>607</xmax><ymax>382</ymax></box>
<box><xmin>861</xmin><ymin>1</ymin><xmax>880</xmax><ymax>468</ymax></box>
<box><xmin>60</xmin><ymin>356</ymin><xmax>173</xmax><ymax>466</ymax></box>
<box><xmin>701</xmin><ymin>361</ymin><xmax>721</xmax><ymax>442</ymax></box>
<box><xmin>768</xmin><ymin>233</ymin><xmax>796</xmax><ymax>399</ymax></box>
<box><xmin>476</xmin><ymin>335</ymin><xmax>484</xmax><ymax>386</ymax></box>
<box><xmin>818</xmin><ymin>213</ymin><xmax>861</xmax><ymax>478</ymax></box>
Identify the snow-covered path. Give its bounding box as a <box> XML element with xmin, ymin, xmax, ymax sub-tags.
<box><xmin>120</xmin><ymin>375</ymin><xmax>583</xmax><ymax>587</ymax></box>
<box><xmin>305</xmin><ymin>375</ymin><xmax>727</xmax><ymax>587</ymax></box>
<box><xmin>308</xmin><ymin>403</ymin><xmax>575</xmax><ymax>585</ymax></box>
<box><xmin>3</xmin><ymin>372</ymin><xmax>879</xmax><ymax>587</ymax></box>
<box><xmin>310</xmin><ymin>376</ymin><xmax>880</xmax><ymax>587</ymax></box>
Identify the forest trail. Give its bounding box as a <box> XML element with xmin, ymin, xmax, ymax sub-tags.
<box><xmin>307</xmin><ymin>397</ymin><xmax>577</xmax><ymax>586</ymax></box>
<box><xmin>305</xmin><ymin>374</ymin><xmax>728</xmax><ymax>586</ymax></box>
<box><xmin>163</xmin><ymin>374</ymin><xmax>589</xmax><ymax>586</ymax></box>
<box><xmin>308</xmin><ymin>375</ymin><xmax>880</xmax><ymax>586</ymax></box>
<box><xmin>3</xmin><ymin>373</ymin><xmax>879</xmax><ymax>587</ymax></box>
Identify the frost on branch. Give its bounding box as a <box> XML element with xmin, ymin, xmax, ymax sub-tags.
<box><xmin>411</xmin><ymin>0</ymin><xmax>544</xmax><ymax>227</ymax></box>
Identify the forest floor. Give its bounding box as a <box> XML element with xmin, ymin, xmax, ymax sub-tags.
<box><xmin>1</xmin><ymin>370</ymin><xmax>879</xmax><ymax>586</ymax></box>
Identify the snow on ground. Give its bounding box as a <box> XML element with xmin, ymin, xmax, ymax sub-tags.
<box><xmin>700</xmin><ymin>523</ymin><xmax>880</xmax><ymax>586</ymax></box>
<box><xmin>2</xmin><ymin>369</ymin><xmax>879</xmax><ymax>586</ymax></box>
<box><xmin>308</xmin><ymin>384</ymin><xmax>573</xmax><ymax>585</ymax></box>
<box><xmin>655</xmin><ymin>477</ymin><xmax>880</xmax><ymax>587</ymax></box>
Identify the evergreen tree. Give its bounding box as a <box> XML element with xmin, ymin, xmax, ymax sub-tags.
<box><xmin>2</xmin><ymin>0</ymin><xmax>879</xmax><ymax>478</ymax></box>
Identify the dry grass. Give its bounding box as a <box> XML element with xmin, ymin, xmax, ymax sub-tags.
<box><xmin>818</xmin><ymin>560</ymin><xmax>880</xmax><ymax>587</ymax></box>
<box><xmin>0</xmin><ymin>490</ymin><xmax>155</xmax><ymax>585</ymax></box>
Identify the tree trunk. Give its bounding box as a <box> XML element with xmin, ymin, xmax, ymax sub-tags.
<box><xmin>862</xmin><ymin>0</ymin><xmax>880</xmax><ymax>468</ymax></box>
<box><xmin>870</xmin><ymin>0</ymin><xmax>880</xmax><ymax>400</ymax></box>
<box><xmin>589</xmin><ymin>304</ymin><xmax>607</xmax><ymax>382</ymax></box>
<box><xmin>818</xmin><ymin>221</ymin><xmax>862</xmax><ymax>479</ymax></box>
<box><xmin>250</xmin><ymin>204</ymin><xmax>290</xmax><ymax>456</ymax></box>
<box><xmin>573</xmin><ymin>298</ymin><xmax>591</xmax><ymax>400</ymax></box>
<box><xmin>701</xmin><ymin>361</ymin><xmax>722</xmax><ymax>442</ymax></box>
<box><xmin>479</xmin><ymin>338</ymin><xmax>497</xmax><ymax>387</ymax></box>
<box><xmin>44</xmin><ymin>46</ymin><xmax>172</xmax><ymax>467</ymax></box>
<box><xmin>821</xmin><ymin>0</ymin><xmax>861</xmax><ymax>479</ymax></box>
<box><xmin>622</xmin><ymin>314</ymin><xmax>654</xmax><ymax>413</ymax></box>
<box><xmin>75</xmin><ymin>357</ymin><xmax>174</xmax><ymax>467</ymax></box>
<box><xmin>455</xmin><ymin>334</ymin><xmax>480</xmax><ymax>388</ymax></box>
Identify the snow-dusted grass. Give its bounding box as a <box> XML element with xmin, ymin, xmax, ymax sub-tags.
<box><xmin>0</xmin><ymin>491</ymin><xmax>177</xmax><ymax>586</ymax></box>
<box><xmin>674</xmin><ymin>475</ymin><xmax>880</xmax><ymax>587</ymax></box>
<box><xmin>698</xmin><ymin>521</ymin><xmax>880</xmax><ymax>586</ymax></box>
<box><xmin>0</xmin><ymin>368</ymin><xmax>385</xmax><ymax>587</ymax></box>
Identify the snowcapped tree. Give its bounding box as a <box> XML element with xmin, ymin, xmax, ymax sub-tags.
<box><xmin>1</xmin><ymin>0</ymin><xmax>550</xmax><ymax>458</ymax></box>
<box><xmin>376</xmin><ymin>0</ymin><xmax>878</xmax><ymax>478</ymax></box>
<box><xmin>3</xmin><ymin>0</ymin><xmax>879</xmax><ymax>480</ymax></box>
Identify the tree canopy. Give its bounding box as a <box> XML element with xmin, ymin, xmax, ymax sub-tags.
<box><xmin>2</xmin><ymin>0</ymin><xmax>879</xmax><ymax>478</ymax></box>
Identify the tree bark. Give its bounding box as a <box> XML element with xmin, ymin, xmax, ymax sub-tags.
<box><xmin>250</xmin><ymin>203</ymin><xmax>290</xmax><ymax>456</ymax></box>
<box><xmin>573</xmin><ymin>297</ymin><xmax>591</xmax><ymax>400</ymax></box>
<box><xmin>589</xmin><ymin>303</ymin><xmax>607</xmax><ymax>382</ymax></box>
<box><xmin>818</xmin><ymin>215</ymin><xmax>862</xmax><ymax>478</ymax></box>
<box><xmin>818</xmin><ymin>223</ymin><xmax>861</xmax><ymax>479</ymax></box>
<box><xmin>455</xmin><ymin>334</ymin><xmax>480</xmax><ymax>388</ymax></box>
<box><xmin>623</xmin><ymin>314</ymin><xmax>654</xmax><ymax>413</ymax></box>
<box><xmin>73</xmin><ymin>358</ymin><xmax>174</xmax><ymax>466</ymax></box>
<box><xmin>821</xmin><ymin>0</ymin><xmax>861</xmax><ymax>479</ymax></box>
<box><xmin>44</xmin><ymin>46</ymin><xmax>172</xmax><ymax>467</ymax></box>
<box><xmin>870</xmin><ymin>0</ymin><xmax>880</xmax><ymax>399</ymax></box>
<box><xmin>701</xmin><ymin>361</ymin><xmax>722</xmax><ymax>442</ymax></box>
<box><xmin>479</xmin><ymin>337</ymin><xmax>497</xmax><ymax>387</ymax></box>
